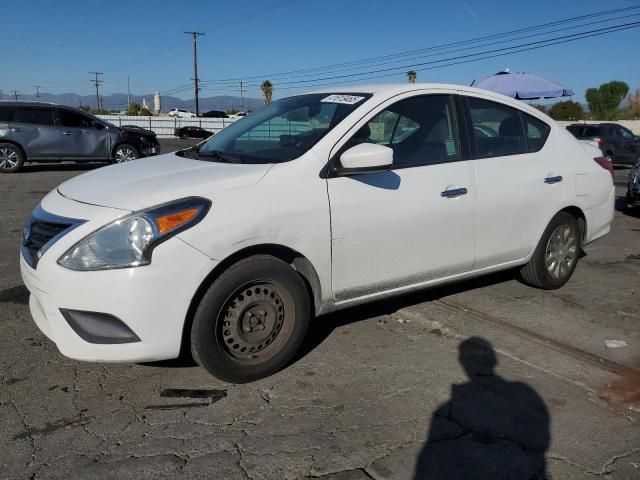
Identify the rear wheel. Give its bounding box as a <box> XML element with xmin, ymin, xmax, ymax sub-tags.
<box><xmin>191</xmin><ymin>255</ymin><xmax>311</xmax><ymax>383</ymax></box>
<box><xmin>113</xmin><ymin>144</ymin><xmax>139</xmax><ymax>163</ymax></box>
<box><xmin>0</xmin><ymin>143</ymin><xmax>25</xmax><ymax>173</ymax></box>
<box><xmin>520</xmin><ymin>212</ymin><xmax>581</xmax><ymax>289</ymax></box>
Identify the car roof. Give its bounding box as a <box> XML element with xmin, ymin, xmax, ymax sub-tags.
<box><xmin>0</xmin><ymin>101</ymin><xmax>61</xmax><ymax>107</ymax></box>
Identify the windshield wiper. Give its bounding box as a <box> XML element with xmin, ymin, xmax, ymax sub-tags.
<box><xmin>195</xmin><ymin>150</ymin><xmax>244</xmax><ymax>164</ymax></box>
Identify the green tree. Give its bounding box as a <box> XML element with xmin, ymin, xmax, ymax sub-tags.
<box><xmin>585</xmin><ymin>81</ymin><xmax>629</xmax><ymax>120</ymax></box>
<box><xmin>139</xmin><ymin>106</ymin><xmax>152</xmax><ymax>116</ymax></box>
<box><xmin>619</xmin><ymin>88</ymin><xmax>640</xmax><ymax>120</ymax></box>
<box><xmin>261</xmin><ymin>80</ymin><xmax>273</xmax><ymax>105</ymax></box>
<box><xmin>548</xmin><ymin>101</ymin><xmax>584</xmax><ymax>121</ymax></box>
<box><xmin>126</xmin><ymin>101</ymin><xmax>141</xmax><ymax>116</ymax></box>
<box><xmin>407</xmin><ymin>70</ymin><xmax>417</xmax><ymax>84</ymax></box>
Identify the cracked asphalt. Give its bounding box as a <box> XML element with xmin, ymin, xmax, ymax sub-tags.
<box><xmin>1</xmin><ymin>141</ymin><xmax>639</xmax><ymax>479</ymax></box>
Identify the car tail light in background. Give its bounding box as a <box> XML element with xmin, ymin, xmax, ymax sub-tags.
<box><xmin>594</xmin><ymin>156</ymin><xmax>613</xmax><ymax>177</ymax></box>
<box><xmin>594</xmin><ymin>137</ymin><xmax>604</xmax><ymax>145</ymax></box>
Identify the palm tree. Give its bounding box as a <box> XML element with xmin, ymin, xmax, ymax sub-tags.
<box><xmin>407</xmin><ymin>71</ymin><xmax>417</xmax><ymax>84</ymax></box>
<box><xmin>261</xmin><ymin>80</ymin><xmax>273</xmax><ymax>105</ymax></box>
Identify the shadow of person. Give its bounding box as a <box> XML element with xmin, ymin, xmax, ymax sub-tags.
<box><xmin>414</xmin><ymin>337</ymin><xmax>550</xmax><ymax>480</ymax></box>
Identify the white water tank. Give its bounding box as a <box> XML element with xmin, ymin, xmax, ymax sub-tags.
<box><xmin>153</xmin><ymin>91</ymin><xmax>161</xmax><ymax>115</ymax></box>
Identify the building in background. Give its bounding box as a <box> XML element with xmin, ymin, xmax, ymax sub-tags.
<box><xmin>154</xmin><ymin>91</ymin><xmax>161</xmax><ymax>115</ymax></box>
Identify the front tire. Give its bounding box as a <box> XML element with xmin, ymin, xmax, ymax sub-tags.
<box><xmin>0</xmin><ymin>143</ymin><xmax>25</xmax><ymax>173</ymax></box>
<box><xmin>520</xmin><ymin>212</ymin><xmax>581</xmax><ymax>289</ymax></box>
<box><xmin>191</xmin><ymin>255</ymin><xmax>311</xmax><ymax>383</ymax></box>
<box><xmin>113</xmin><ymin>144</ymin><xmax>139</xmax><ymax>163</ymax></box>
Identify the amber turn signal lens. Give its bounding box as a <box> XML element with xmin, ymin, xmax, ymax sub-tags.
<box><xmin>155</xmin><ymin>208</ymin><xmax>199</xmax><ymax>234</ymax></box>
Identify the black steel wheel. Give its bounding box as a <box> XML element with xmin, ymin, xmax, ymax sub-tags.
<box><xmin>191</xmin><ymin>255</ymin><xmax>311</xmax><ymax>383</ymax></box>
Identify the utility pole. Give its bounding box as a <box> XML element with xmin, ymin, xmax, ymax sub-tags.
<box><xmin>0</xmin><ymin>89</ymin><xmax>3</xmax><ymax>100</ymax></box>
<box><xmin>89</xmin><ymin>72</ymin><xmax>103</xmax><ymax>112</ymax></box>
<box><xmin>240</xmin><ymin>81</ymin><xmax>244</xmax><ymax>112</ymax></box>
<box><xmin>127</xmin><ymin>76</ymin><xmax>131</xmax><ymax>108</ymax></box>
<box><xmin>184</xmin><ymin>31</ymin><xmax>205</xmax><ymax>116</ymax></box>
<box><xmin>33</xmin><ymin>85</ymin><xmax>41</xmax><ymax>101</ymax></box>
<box><xmin>11</xmin><ymin>90</ymin><xmax>19</xmax><ymax>101</ymax></box>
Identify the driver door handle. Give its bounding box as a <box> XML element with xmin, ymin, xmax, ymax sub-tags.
<box><xmin>544</xmin><ymin>175</ymin><xmax>563</xmax><ymax>184</ymax></box>
<box><xmin>62</xmin><ymin>131</ymin><xmax>72</xmax><ymax>136</ymax></box>
<box><xmin>440</xmin><ymin>187</ymin><xmax>468</xmax><ymax>198</ymax></box>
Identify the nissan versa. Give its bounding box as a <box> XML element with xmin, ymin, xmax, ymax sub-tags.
<box><xmin>20</xmin><ymin>85</ymin><xmax>614</xmax><ymax>382</ymax></box>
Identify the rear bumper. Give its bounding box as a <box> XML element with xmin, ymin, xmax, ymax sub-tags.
<box><xmin>584</xmin><ymin>186</ymin><xmax>615</xmax><ymax>245</ymax></box>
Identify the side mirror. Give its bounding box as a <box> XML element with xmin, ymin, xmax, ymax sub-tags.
<box><xmin>339</xmin><ymin>143</ymin><xmax>393</xmax><ymax>173</ymax></box>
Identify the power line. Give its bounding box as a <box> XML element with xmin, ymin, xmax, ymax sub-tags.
<box><xmin>184</xmin><ymin>31</ymin><xmax>206</xmax><ymax>116</ymax></box>
<box><xmin>199</xmin><ymin>5</ymin><xmax>640</xmax><ymax>86</ymax></box>
<box><xmin>89</xmin><ymin>72</ymin><xmax>103</xmax><ymax>111</ymax></box>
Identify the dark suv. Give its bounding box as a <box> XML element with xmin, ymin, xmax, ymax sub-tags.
<box><xmin>566</xmin><ymin>123</ymin><xmax>640</xmax><ymax>165</ymax></box>
<box><xmin>0</xmin><ymin>102</ymin><xmax>160</xmax><ymax>173</ymax></box>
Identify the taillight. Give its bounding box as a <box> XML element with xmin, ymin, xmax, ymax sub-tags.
<box><xmin>594</xmin><ymin>156</ymin><xmax>613</xmax><ymax>177</ymax></box>
<box><xmin>594</xmin><ymin>137</ymin><xmax>604</xmax><ymax>145</ymax></box>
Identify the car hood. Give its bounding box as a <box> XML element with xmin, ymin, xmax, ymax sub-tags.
<box><xmin>58</xmin><ymin>153</ymin><xmax>273</xmax><ymax>211</ymax></box>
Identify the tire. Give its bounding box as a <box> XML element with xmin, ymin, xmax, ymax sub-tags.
<box><xmin>520</xmin><ymin>212</ymin><xmax>581</xmax><ymax>290</ymax></box>
<box><xmin>191</xmin><ymin>255</ymin><xmax>311</xmax><ymax>383</ymax></box>
<box><xmin>113</xmin><ymin>144</ymin><xmax>139</xmax><ymax>163</ymax></box>
<box><xmin>0</xmin><ymin>143</ymin><xmax>25</xmax><ymax>173</ymax></box>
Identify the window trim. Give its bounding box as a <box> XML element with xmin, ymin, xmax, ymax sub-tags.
<box><xmin>461</xmin><ymin>95</ymin><xmax>551</xmax><ymax>160</ymax></box>
<box><xmin>325</xmin><ymin>93</ymin><xmax>467</xmax><ymax>178</ymax></box>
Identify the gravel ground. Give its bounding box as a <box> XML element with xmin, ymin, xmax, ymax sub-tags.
<box><xmin>0</xmin><ymin>143</ymin><xmax>638</xmax><ymax>479</ymax></box>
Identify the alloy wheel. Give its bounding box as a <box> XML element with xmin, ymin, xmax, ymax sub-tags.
<box><xmin>115</xmin><ymin>147</ymin><xmax>136</xmax><ymax>162</ymax></box>
<box><xmin>0</xmin><ymin>147</ymin><xmax>19</xmax><ymax>169</ymax></box>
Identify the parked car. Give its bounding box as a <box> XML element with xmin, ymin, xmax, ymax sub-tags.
<box><xmin>168</xmin><ymin>108</ymin><xmax>196</xmax><ymax>118</ymax></box>
<box><xmin>229</xmin><ymin>111</ymin><xmax>248</xmax><ymax>118</ymax></box>
<box><xmin>174</xmin><ymin>126</ymin><xmax>213</xmax><ymax>139</ymax></box>
<box><xmin>201</xmin><ymin>110</ymin><xmax>228</xmax><ymax>118</ymax></box>
<box><xmin>20</xmin><ymin>85</ymin><xmax>614</xmax><ymax>382</ymax></box>
<box><xmin>566</xmin><ymin>123</ymin><xmax>640</xmax><ymax>165</ymax></box>
<box><xmin>0</xmin><ymin>102</ymin><xmax>160</xmax><ymax>172</ymax></box>
<box><xmin>626</xmin><ymin>158</ymin><xmax>640</xmax><ymax>208</ymax></box>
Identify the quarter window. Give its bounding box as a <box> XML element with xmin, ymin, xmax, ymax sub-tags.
<box><xmin>523</xmin><ymin>114</ymin><xmax>550</xmax><ymax>152</ymax></box>
<box><xmin>14</xmin><ymin>107</ymin><xmax>56</xmax><ymax>126</ymax></box>
<box><xmin>468</xmin><ymin>97</ymin><xmax>527</xmax><ymax>157</ymax></box>
<box><xmin>344</xmin><ymin>95</ymin><xmax>459</xmax><ymax>167</ymax></box>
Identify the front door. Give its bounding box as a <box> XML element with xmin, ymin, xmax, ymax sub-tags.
<box><xmin>57</xmin><ymin>109</ymin><xmax>111</xmax><ymax>160</ymax></box>
<box><xmin>328</xmin><ymin>94</ymin><xmax>478</xmax><ymax>302</ymax></box>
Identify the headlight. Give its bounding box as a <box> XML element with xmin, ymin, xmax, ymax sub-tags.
<box><xmin>58</xmin><ymin>197</ymin><xmax>210</xmax><ymax>271</ymax></box>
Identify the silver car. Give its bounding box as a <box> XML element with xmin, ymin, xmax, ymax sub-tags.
<box><xmin>0</xmin><ymin>102</ymin><xmax>160</xmax><ymax>172</ymax></box>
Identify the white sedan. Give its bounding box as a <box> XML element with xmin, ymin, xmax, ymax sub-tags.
<box><xmin>20</xmin><ymin>84</ymin><xmax>614</xmax><ymax>382</ymax></box>
<box><xmin>167</xmin><ymin>108</ymin><xmax>196</xmax><ymax>118</ymax></box>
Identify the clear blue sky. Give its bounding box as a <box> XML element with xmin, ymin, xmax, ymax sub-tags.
<box><xmin>4</xmin><ymin>0</ymin><xmax>640</xmax><ymax>103</ymax></box>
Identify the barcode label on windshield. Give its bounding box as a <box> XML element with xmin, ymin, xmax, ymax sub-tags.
<box><xmin>321</xmin><ymin>95</ymin><xmax>365</xmax><ymax>105</ymax></box>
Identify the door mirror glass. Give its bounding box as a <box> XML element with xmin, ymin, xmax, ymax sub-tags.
<box><xmin>339</xmin><ymin>143</ymin><xmax>393</xmax><ymax>172</ymax></box>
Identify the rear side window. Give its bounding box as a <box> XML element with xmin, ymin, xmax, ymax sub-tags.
<box><xmin>468</xmin><ymin>97</ymin><xmax>527</xmax><ymax>158</ymax></box>
<box><xmin>522</xmin><ymin>114</ymin><xmax>550</xmax><ymax>152</ymax></box>
<box><xmin>58</xmin><ymin>109</ymin><xmax>94</xmax><ymax>128</ymax></box>
<box><xmin>14</xmin><ymin>107</ymin><xmax>56</xmax><ymax>126</ymax></box>
<box><xmin>0</xmin><ymin>106</ymin><xmax>14</xmax><ymax>122</ymax></box>
<box><xmin>583</xmin><ymin>126</ymin><xmax>601</xmax><ymax>137</ymax></box>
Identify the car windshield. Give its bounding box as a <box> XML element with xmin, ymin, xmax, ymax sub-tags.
<box><xmin>194</xmin><ymin>93</ymin><xmax>370</xmax><ymax>163</ymax></box>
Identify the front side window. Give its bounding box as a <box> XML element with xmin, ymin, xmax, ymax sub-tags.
<box><xmin>343</xmin><ymin>95</ymin><xmax>459</xmax><ymax>167</ymax></box>
<box><xmin>58</xmin><ymin>110</ymin><xmax>94</xmax><ymax>128</ymax></box>
<box><xmin>468</xmin><ymin>97</ymin><xmax>527</xmax><ymax>158</ymax></box>
<box><xmin>14</xmin><ymin>107</ymin><xmax>55</xmax><ymax>126</ymax></box>
<box><xmin>196</xmin><ymin>93</ymin><xmax>370</xmax><ymax>163</ymax></box>
<box><xmin>618</xmin><ymin>127</ymin><xmax>634</xmax><ymax>139</ymax></box>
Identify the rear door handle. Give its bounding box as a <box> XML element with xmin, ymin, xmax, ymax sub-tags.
<box><xmin>544</xmin><ymin>176</ymin><xmax>563</xmax><ymax>184</ymax></box>
<box><xmin>62</xmin><ymin>131</ymin><xmax>72</xmax><ymax>136</ymax></box>
<box><xmin>440</xmin><ymin>187</ymin><xmax>468</xmax><ymax>198</ymax></box>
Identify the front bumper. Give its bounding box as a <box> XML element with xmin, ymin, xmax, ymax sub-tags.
<box><xmin>20</xmin><ymin>192</ymin><xmax>216</xmax><ymax>363</ymax></box>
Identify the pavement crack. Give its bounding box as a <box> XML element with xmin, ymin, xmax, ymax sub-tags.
<box><xmin>598</xmin><ymin>447</ymin><xmax>640</xmax><ymax>476</ymax></box>
<box><xmin>9</xmin><ymin>402</ymin><xmax>36</xmax><ymax>467</ymax></box>
<box><xmin>234</xmin><ymin>442</ymin><xmax>256</xmax><ymax>480</ymax></box>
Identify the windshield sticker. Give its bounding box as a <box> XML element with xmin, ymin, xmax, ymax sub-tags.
<box><xmin>321</xmin><ymin>94</ymin><xmax>365</xmax><ymax>105</ymax></box>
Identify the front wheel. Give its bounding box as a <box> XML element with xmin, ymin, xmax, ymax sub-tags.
<box><xmin>520</xmin><ymin>212</ymin><xmax>581</xmax><ymax>289</ymax></box>
<box><xmin>113</xmin><ymin>144</ymin><xmax>139</xmax><ymax>163</ymax></box>
<box><xmin>191</xmin><ymin>255</ymin><xmax>311</xmax><ymax>383</ymax></box>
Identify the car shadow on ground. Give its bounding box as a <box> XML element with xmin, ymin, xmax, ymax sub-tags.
<box><xmin>19</xmin><ymin>162</ymin><xmax>109</xmax><ymax>173</ymax></box>
<box><xmin>615</xmin><ymin>195</ymin><xmax>640</xmax><ymax>218</ymax></box>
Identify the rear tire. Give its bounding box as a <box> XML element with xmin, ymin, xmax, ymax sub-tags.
<box><xmin>0</xmin><ymin>143</ymin><xmax>25</xmax><ymax>173</ymax></box>
<box><xmin>191</xmin><ymin>255</ymin><xmax>311</xmax><ymax>383</ymax></box>
<box><xmin>113</xmin><ymin>144</ymin><xmax>139</xmax><ymax>163</ymax></box>
<box><xmin>520</xmin><ymin>212</ymin><xmax>581</xmax><ymax>290</ymax></box>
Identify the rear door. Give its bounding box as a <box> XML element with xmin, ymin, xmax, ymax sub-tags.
<box><xmin>57</xmin><ymin>109</ymin><xmax>111</xmax><ymax>160</ymax></box>
<box><xmin>613</xmin><ymin>126</ymin><xmax>637</xmax><ymax>163</ymax></box>
<box><xmin>462</xmin><ymin>95</ymin><xmax>561</xmax><ymax>268</ymax></box>
<box><xmin>11</xmin><ymin>107</ymin><xmax>61</xmax><ymax>160</ymax></box>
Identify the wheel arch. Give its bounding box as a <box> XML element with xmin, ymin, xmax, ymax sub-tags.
<box><xmin>179</xmin><ymin>243</ymin><xmax>323</xmax><ymax>358</ymax></box>
<box><xmin>0</xmin><ymin>139</ymin><xmax>27</xmax><ymax>160</ymax></box>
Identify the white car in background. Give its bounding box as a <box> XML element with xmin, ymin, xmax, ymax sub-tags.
<box><xmin>230</xmin><ymin>111</ymin><xmax>248</xmax><ymax>118</ymax></box>
<box><xmin>20</xmin><ymin>84</ymin><xmax>614</xmax><ymax>382</ymax></box>
<box><xmin>167</xmin><ymin>108</ymin><xmax>196</xmax><ymax>118</ymax></box>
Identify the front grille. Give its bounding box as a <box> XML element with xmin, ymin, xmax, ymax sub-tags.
<box><xmin>21</xmin><ymin>205</ymin><xmax>84</xmax><ymax>268</ymax></box>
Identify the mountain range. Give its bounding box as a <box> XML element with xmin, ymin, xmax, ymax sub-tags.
<box><xmin>3</xmin><ymin>92</ymin><xmax>264</xmax><ymax>112</ymax></box>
